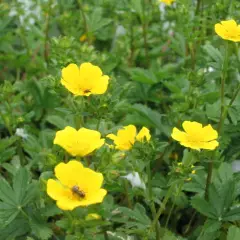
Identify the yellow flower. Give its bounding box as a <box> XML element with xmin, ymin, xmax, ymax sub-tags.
<box><xmin>107</xmin><ymin>125</ymin><xmax>151</xmax><ymax>150</ymax></box>
<box><xmin>159</xmin><ymin>0</ymin><xmax>175</xmax><ymax>5</ymax></box>
<box><xmin>171</xmin><ymin>121</ymin><xmax>219</xmax><ymax>151</ymax></box>
<box><xmin>54</xmin><ymin>126</ymin><xmax>105</xmax><ymax>157</ymax></box>
<box><xmin>61</xmin><ymin>62</ymin><xmax>110</xmax><ymax>96</ymax></box>
<box><xmin>215</xmin><ymin>20</ymin><xmax>240</xmax><ymax>42</ymax></box>
<box><xmin>80</xmin><ymin>34</ymin><xmax>87</xmax><ymax>42</ymax></box>
<box><xmin>47</xmin><ymin>160</ymin><xmax>107</xmax><ymax>210</ymax></box>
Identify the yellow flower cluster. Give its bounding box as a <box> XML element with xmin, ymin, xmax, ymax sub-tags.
<box><xmin>46</xmin><ymin>65</ymin><xmax>152</xmax><ymax>210</ymax></box>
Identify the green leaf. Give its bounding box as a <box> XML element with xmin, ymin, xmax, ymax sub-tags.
<box><xmin>0</xmin><ymin>178</ymin><xmax>16</xmax><ymax>206</ymax></box>
<box><xmin>13</xmin><ymin>167</ymin><xmax>30</xmax><ymax>204</ymax></box>
<box><xmin>203</xmin><ymin>44</ymin><xmax>223</xmax><ymax>69</ymax></box>
<box><xmin>0</xmin><ymin>217</ymin><xmax>29</xmax><ymax>240</ymax></box>
<box><xmin>223</xmin><ymin>206</ymin><xmax>240</xmax><ymax>222</ymax></box>
<box><xmin>0</xmin><ymin>136</ymin><xmax>18</xmax><ymax>152</ymax></box>
<box><xmin>23</xmin><ymin>182</ymin><xmax>39</xmax><ymax>206</ymax></box>
<box><xmin>30</xmin><ymin>215</ymin><xmax>53</xmax><ymax>240</ymax></box>
<box><xmin>191</xmin><ymin>195</ymin><xmax>217</xmax><ymax>219</ymax></box>
<box><xmin>129</xmin><ymin>104</ymin><xmax>165</xmax><ymax>133</ymax></box>
<box><xmin>227</xmin><ymin>226</ymin><xmax>240</xmax><ymax>240</ymax></box>
<box><xmin>0</xmin><ymin>202</ymin><xmax>19</xmax><ymax>227</ymax></box>
<box><xmin>128</xmin><ymin>68</ymin><xmax>158</xmax><ymax>84</ymax></box>
<box><xmin>46</xmin><ymin>115</ymin><xmax>69</xmax><ymax>129</ymax></box>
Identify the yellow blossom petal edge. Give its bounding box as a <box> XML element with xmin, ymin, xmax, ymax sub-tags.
<box><xmin>61</xmin><ymin>62</ymin><xmax>110</xmax><ymax>96</ymax></box>
<box><xmin>159</xmin><ymin>0</ymin><xmax>175</xmax><ymax>5</ymax></box>
<box><xmin>107</xmin><ymin>125</ymin><xmax>151</xmax><ymax>150</ymax></box>
<box><xmin>54</xmin><ymin>126</ymin><xmax>105</xmax><ymax>157</ymax></box>
<box><xmin>215</xmin><ymin>19</ymin><xmax>240</xmax><ymax>42</ymax></box>
<box><xmin>171</xmin><ymin>121</ymin><xmax>219</xmax><ymax>151</ymax></box>
<box><xmin>136</xmin><ymin>127</ymin><xmax>151</xmax><ymax>142</ymax></box>
<box><xmin>47</xmin><ymin>160</ymin><xmax>107</xmax><ymax>211</ymax></box>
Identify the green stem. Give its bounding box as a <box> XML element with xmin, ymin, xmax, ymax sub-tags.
<box><xmin>141</xmin><ymin>0</ymin><xmax>149</xmax><ymax>66</ymax></box>
<box><xmin>147</xmin><ymin>161</ymin><xmax>161</xmax><ymax>240</ymax></box>
<box><xmin>183</xmin><ymin>210</ymin><xmax>197</xmax><ymax>235</ymax></box>
<box><xmin>44</xmin><ymin>0</ymin><xmax>53</xmax><ymax>65</ymax></box>
<box><xmin>165</xmin><ymin>202</ymin><xmax>175</xmax><ymax>228</ymax></box>
<box><xmin>217</xmin><ymin>41</ymin><xmax>229</xmax><ymax>132</ymax></box>
<box><xmin>77</xmin><ymin>0</ymin><xmax>90</xmax><ymax>44</ymax></box>
<box><xmin>124</xmin><ymin>180</ymin><xmax>132</xmax><ymax>209</ymax></box>
<box><xmin>149</xmin><ymin>183</ymin><xmax>175</xmax><ymax>235</ymax></box>
<box><xmin>205</xmin><ymin>42</ymin><xmax>229</xmax><ymax>200</ymax></box>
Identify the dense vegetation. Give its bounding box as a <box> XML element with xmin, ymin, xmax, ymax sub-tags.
<box><xmin>1</xmin><ymin>0</ymin><xmax>240</xmax><ymax>239</ymax></box>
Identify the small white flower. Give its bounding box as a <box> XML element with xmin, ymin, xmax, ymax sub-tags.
<box><xmin>122</xmin><ymin>172</ymin><xmax>146</xmax><ymax>189</ymax></box>
<box><xmin>232</xmin><ymin>160</ymin><xmax>240</xmax><ymax>173</ymax></box>
<box><xmin>15</xmin><ymin>128</ymin><xmax>28</xmax><ymax>139</ymax></box>
<box><xmin>204</xmin><ymin>67</ymin><xmax>215</xmax><ymax>73</ymax></box>
<box><xmin>116</xmin><ymin>25</ymin><xmax>126</xmax><ymax>37</ymax></box>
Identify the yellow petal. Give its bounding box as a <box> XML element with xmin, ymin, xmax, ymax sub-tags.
<box><xmin>91</xmin><ymin>75</ymin><xmax>110</xmax><ymax>94</ymax></box>
<box><xmin>54</xmin><ymin>127</ymin><xmax>104</xmax><ymax>157</ymax></box>
<box><xmin>80</xmin><ymin>62</ymin><xmax>102</xmax><ymax>80</ymax></box>
<box><xmin>136</xmin><ymin>127</ymin><xmax>151</xmax><ymax>142</ymax></box>
<box><xmin>55</xmin><ymin>160</ymin><xmax>84</xmax><ymax>188</ymax></box>
<box><xmin>61</xmin><ymin>64</ymin><xmax>80</xmax><ymax>95</ymax></box>
<box><xmin>76</xmin><ymin>189</ymin><xmax>107</xmax><ymax>206</ymax></box>
<box><xmin>221</xmin><ymin>19</ymin><xmax>237</xmax><ymax>28</ymax></box>
<box><xmin>171</xmin><ymin>127</ymin><xmax>187</xmax><ymax>142</ymax></box>
<box><xmin>182</xmin><ymin>121</ymin><xmax>203</xmax><ymax>135</ymax></box>
<box><xmin>201</xmin><ymin>140</ymin><xmax>219</xmax><ymax>150</ymax></box>
<box><xmin>57</xmin><ymin>198</ymin><xmax>82</xmax><ymax>211</ymax></box>
<box><xmin>215</xmin><ymin>23</ymin><xmax>228</xmax><ymax>39</ymax></box>
<box><xmin>202</xmin><ymin>124</ymin><xmax>218</xmax><ymax>141</ymax></box>
<box><xmin>77</xmin><ymin>167</ymin><xmax>104</xmax><ymax>192</ymax></box>
<box><xmin>106</xmin><ymin>133</ymin><xmax>117</xmax><ymax>141</ymax></box>
<box><xmin>47</xmin><ymin>179</ymin><xmax>70</xmax><ymax>200</ymax></box>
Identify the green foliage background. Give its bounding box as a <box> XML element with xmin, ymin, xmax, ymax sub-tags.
<box><xmin>1</xmin><ymin>0</ymin><xmax>240</xmax><ymax>239</ymax></box>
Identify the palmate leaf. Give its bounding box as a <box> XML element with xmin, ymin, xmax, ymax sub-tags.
<box><xmin>223</xmin><ymin>206</ymin><xmax>240</xmax><ymax>222</ymax></box>
<box><xmin>13</xmin><ymin>167</ymin><xmax>30</xmax><ymax>204</ymax></box>
<box><xmin>191</xmin><ymin>195</ymin><xmax>217</xmax><ymax>219</ymax></box>
<box><xmin>0</xmin><ymin>167</ymin><xmax>39</xmax><ymax>227</ymax></box>
<box><xmin>30</xmin><ymin>214</ymin><xmax>53</xmax><ymax>240</ymax></box>
<box><xmin>0</xmin><ymin>177</ymin><xmax>17</xmax><ymax>206</ymax></box>
<box><xmin>0</xmin><ymin>216</ymin><xmax>29</xmax><ymax>240</ymax></box>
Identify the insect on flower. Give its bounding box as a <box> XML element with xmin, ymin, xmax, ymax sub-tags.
<box><xmin>71</xmin><ymin>185</ymin><xmax>85</xmax><ymax>198</ymax></box>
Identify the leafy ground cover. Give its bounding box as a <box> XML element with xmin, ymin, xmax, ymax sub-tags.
<box><xmin>1</xmin><ymin>0</ymin><xmax>240</xmax><ymax>239</ymax></box>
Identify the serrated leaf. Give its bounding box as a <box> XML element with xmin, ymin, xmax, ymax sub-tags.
<box><xmin>128</xmin><ymin>68</ymin><xmax>158</xmax><ymax>84</ymax></box>
<box><xmin>23</xmin><ymin>182</ymin><xmax>39</xmax><ymax>206</ymax></box>
<box><xmin>13</xmin><ymin>167</ymin><xmax>30</xmax><ymax>204</ymax></box>
<box><xmin>0</xmin><ymin>178</ymin><xmax>16</xmax><ymax>206</ymax></box>
<box><xmin>0</xmin><ymin>202</ymin><xmax>19</xmax><ymax>227</ymax></box>
<box><xmin>46</xmin><ymin>115</ymin><xmax>69</xmax><ymax>129</ymax></box>
<box><xmin>223</xmin><ymin>206</ymin><xmax>240</xmax><ymax>222</ymax></box>
<box><xmin>191</xmin><ymin>195</ymin><xmax>217</xmax><ymax>219</ymax></box>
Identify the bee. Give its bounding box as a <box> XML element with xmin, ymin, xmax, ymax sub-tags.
<box><xmin>83</xmin><ymin>89</ymin><xmax>91</xmax><ymax>94</ymax></box>
<box><xmin>71</xmin><ymin>185</ymin><xmax>85</xmax><ymax>198</ymax></box>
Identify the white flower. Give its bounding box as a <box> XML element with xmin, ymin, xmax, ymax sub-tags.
<box><xmin>232</xmin><ymin>160</ymin><xmax>240</xmax><ymax>173</ymax></box>
<box><xmin>122</xmin><ymin>172</ymin><xmax>146</xmax><ymax>189</ymax></box>
<box><xmin>116</xmin><ymin>25</ymin><xmax>126</xmax><ymax>37</ymax></box>
<box><xmin>204</xmin><ymin>67</ymin><xmax>215</xmax><ymax>73</ymax></box>
<box><xmin>15</xmin><ymin>128</ymin><xmax>28</xmax><ymax>139</ymax></box>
